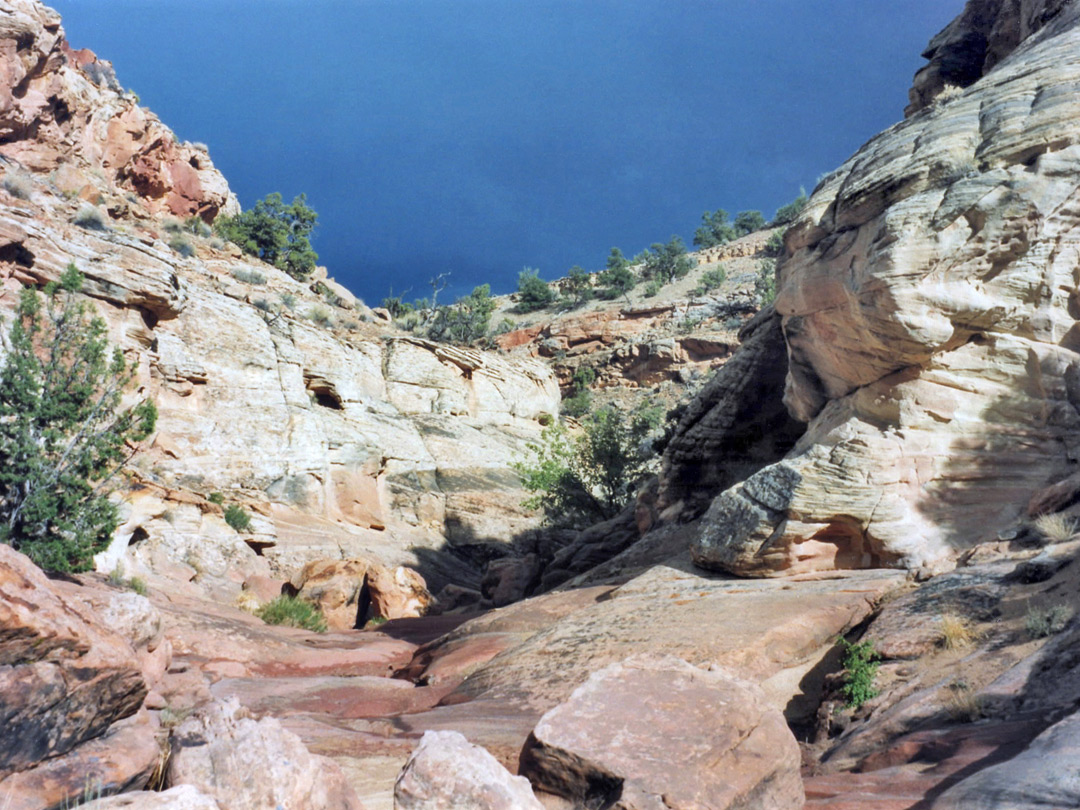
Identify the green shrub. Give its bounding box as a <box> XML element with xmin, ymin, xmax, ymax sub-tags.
<box><xmin>515</xmin><ymin>405</ymin><xmax>660</xmax><ymax>528</ymax></box>
<box><xmin>231</xmin><ymin>268</ymin><xmax>266</xmax><ymax>285</ymax></box>
<box><xmin>643</xmin><ymin>280</ymin><xmax>662</xmax><ymax>298</ymax></box>
<box><xmin>641</xmin><ymin>236</ymin><xmax>695</xmax><ymax>283</ymax></box>
<box><xmin>838</xmin><ymin>638</ymin><xmax>880</xmax><ymax>709</ymax></box>
<box><xmin>280</xmin><ymin>293</ymin><xmax>297</xmax><ymax>310</ymax></box>
<box><xmin>73</xmin><ymin>205</ymin><xmax>107</xmax><ymax>231</ymax></box>
<box><xmin>755</xmin><ymin>259</ymin><xmax>777</xmax><ymax>306</ymax></box>
<box><xmin>560</xmin><ymin>389</ymin><xmax>592</xmax><ymax>419</ymax></box>
<box><xmin>694</xmin><ymin>266</ymin><xmax>727</xmax><ymax>296</ymax></box>
<box><xmin>1025</xmin><ymin>604</ymin><xmax>1072</xmax><ymax>639</ymax></box>
<box><xmin>561</xmin><ymin>266</ymin><xmax>593</xmax><ymax>308</ymax></box>
<box><xmin>599</xmin><ymin>248</ymin><xmax>636</xmax><ymax>298</ymax></box>
<box><xmin>537</xmin><ymin>412</ymin><xmax>554</xmax><ymax>427</ymax></box>
<box><xmin>516</xmin><ymin>269</ymin><xmax>555</xmax><ymax>312</ymax></box>
<box><xmin>693</xmin><ymin>209</ymin><xmax>736</xmax><ymax>248</ymax></box>
<box><xmin>215</xmin><ymin>192</ymin><xmax>319</xmax><ymax>280</ymax></box>
<box><xmin>208</xmin><ymin>492</ymin><xmax>225</xmax><ymax>505</ymax></box>
<box><xmin>224</xmin><ymin>504</ymin><xmax>251</xmax><ymax>532</ymax></box>
<box><xmin>763</xmin><ymin>230</ymin><xmax>785</xmax><ymax>257</ymax></box>
<box><xmin>0</xmin><ymin>266</ymin><xmax>157</xmax><ymax>573</ymax></box>
<box><xmin>773</xmin><ymin>190</ymin><xmax>807</xmax><ymax>226</ymax></box>
<box><xmin>427</xmin><ymin>284</ymin><xmax>495</xmax><ymax>344</ymax></box>
<box><xmin>256</xmin><ymin>595</ymin><xmax>327</xmax><ymax>633</ymax></box>
<box><xmin>184</xmin><ymin>216</ymin><xmax>212</xmax><ymax>237</ymax></box>
<box><xmin>733</xmin><ymin>210</ymin><xmax>767</xmax><ymax>236</ymax></box>
<box><xmin>308</xmin><ymin>305</ymin><xmax>333</xmax><ymax>327</ymax></box>
<box><xmin>168</xmin><ymin>235</ymin><xmax>195</xmax><ymax>258</ymax></box>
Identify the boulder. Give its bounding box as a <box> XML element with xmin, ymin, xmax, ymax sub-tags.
<box><xmin>81</xmin><ymin>785</ymin><xmax>222</xmax><ymax>809</ymax></box>
<box><xmin>394</xmin><ymin>730</ymin><xmax>544</xmax><ymax>810</ymax></box>
<box><xmin>0</xmin><ymin>545</ymin><xmax>147</xmax><ymax>784</ymax></box>
<box><xmin>290</xmin><ymin>558</ymin><xmax>432</xmax><ymax>631</ymax></box>
<box><xmin>166</xmin><ymin>698</ymin><xmax>365</xmax><ymax>810</ymax></box>
<box><xmin>518</xmin><ymin>655</ymin><xmax>804</xmax><ymax>810</ymax></box>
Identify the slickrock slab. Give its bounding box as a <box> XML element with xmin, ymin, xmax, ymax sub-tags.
<box><xmin>167</xmin><ymin>698</ymin><xmax>366</xmax><ymax>810</ymax></box>
<box><xmin>394</xmin><ymin>730</ymin><xmax>544</xmax><ymax>810</ymax></box>
<box><xmin>930</xmin><ymin>711</ymin><xmax>1080</xmax><ymax>809</ymax></box>
<box><xmin>519</xmin><ymin>655</ymin><xmax>803</xmax><ymax>810</ymax></box>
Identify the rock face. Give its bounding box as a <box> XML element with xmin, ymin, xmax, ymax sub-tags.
<box><xmin>518</xmin><ymin>655</ymin><xmax>804</xmax><ymax>810</ymax></box>
<box><xmin>677</xmin><ymin>0</ymin><xmax>1080</xmax><ymax>576</ymax></box>
<box><xmin>166</xmin><ymin>699</ymin><xmax>365</xmax><ymax>810</ymax></box>
<box><xmin>0</xmin><ymin>545</ymin><xmax>155</xmax><ymax>808</ymax></box>
<box><xmin>289</xmin><ymin>558</ymin><xmax>432</xmax><ymax>631</ymax></box>
<box><xmin>0</xmin><ymin>0</ymin><xmax>562</xmax><ymax>601</ymax></box>
<box><xmin>394</xmin><ymin>730</ymin><xmax>544</xmax><ymax>810</ymax></box>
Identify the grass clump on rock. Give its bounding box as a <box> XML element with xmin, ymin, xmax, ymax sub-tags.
<box><xmin>223</xmin><ymin>503</ymin><xmax>251</xmax><ymax>532</ymax></box>
<box><xmin>256</xmin><ymin>595</ymin><xmax>328</xmax><ymax>633</ymax></box>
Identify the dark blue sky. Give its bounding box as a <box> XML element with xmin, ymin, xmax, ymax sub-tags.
<box><xmin>51</xmin><ymin>1</ymin><xmax>961</xmax><ymax>303</ymax></box>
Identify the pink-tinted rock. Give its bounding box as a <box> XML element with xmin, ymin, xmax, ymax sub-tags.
<box><xmin>367</xmin><ymin>564</ymin><xmax>433</xmax><ymax>621</ymax></box>
<box><xmin>241</xmin><ymin>574</ymin><xmax>285</xmax><ymax>604</ymax></box>
<box><xmin>291</xmin><ymin>558</ymin><xmax>431</xmax><ymax>631</ymax></box>
<box><xmin>81</xmin><ymin>785</ymin><xmax>222</xmax><ymax>810</ymax></box>
<box><xmin>519</xmin><ymin>655</ymin><xmax>804</xmax><ymax>810</ymax></box>
<box><xmin>394</xmin><ymin>730</ymin><xmax>544</xmax><ymax>810</ymax></box>
<box><xmin>166</xmin><ymin>698</ymin><xmax>365</xmax><ymax>810</ymax></box>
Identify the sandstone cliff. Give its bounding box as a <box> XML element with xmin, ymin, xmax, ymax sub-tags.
<box><xmin>0</xmin><ymin>0</ymin><xmax>561</xmax><ymax>599</ymax></box>
<box><xmin>656</xmin><ymin>0</ymin><xmax>1080</xmax><ymax>577</ymax></box>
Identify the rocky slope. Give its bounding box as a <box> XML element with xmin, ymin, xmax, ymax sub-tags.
<box><xmin>0</xmin><ymin>0</ymin><xmax>561</xmax><ymax>605</ymax></box>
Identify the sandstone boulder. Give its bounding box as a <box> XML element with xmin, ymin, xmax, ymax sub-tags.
<box><xmin>166</xmin><ymin>698</ymin><xmax>365</xmax><ymax>810</ymax></box>
<box><xmin>81</xmin><ymin>785</ymin><xmax>222</xmax><ymax>810</ymax></box>
<box><xmin>0</xmin><ymin>545</ymin><xmax>147</xmax><ymax>790</ymax></box>
<box><xmin>394</xmin><ymin>730</ymin><xmax>544</xmax><ymax>810</ymax></box>
<box><xmin>519</xmin><ymin>655</ymin><xmax>804</xmax><ymax>810</ymax></box>
<box><xmin>290</xmin><ymin>558</ymin><xmax>432</xmax><ymax>631</ymax></box>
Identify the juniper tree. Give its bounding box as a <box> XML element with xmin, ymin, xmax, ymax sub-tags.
<box><xmin>0</xmin><ymin>265</ymin><xmax>157</xmax><ymax>573</ymax></box>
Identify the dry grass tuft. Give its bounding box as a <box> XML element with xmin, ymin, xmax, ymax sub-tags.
<box><xmin>1033</xmin><ymin>512</ymin><xmax>1077</xmax><ymax>543</ymax></box>
<box><xmin>233</xmin><ymin>589</ymin><xmax>262</xmax><ymax>614</ymax></box>
<box><xmin>938</xmin><ymin>613</ymin><xmax>979</xmax><ymax>650</ymax></box>
<box><xmin>945</xmin><ymin>681</ymin><xmax>984</xmax><ymax>723</ymax></box>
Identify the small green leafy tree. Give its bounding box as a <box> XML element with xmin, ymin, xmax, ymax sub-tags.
<box><xmin>641</xmin><ymin>236</ymin><xmax>695</xmax><ymax>283</ymax></box>
<box><xmin>755</xmin><ymin>258</ymin><xmax>777</xmax><ymax>306</ymax></box>
<box><xmin>215</xmin><ymin>192</ymin><xmax>319</xmax><ymax>279</ymax></box>
<box><xmin>0</xmin><ymin>265</ymin><xmax>157</xmax><ymax>573</ymax></box>
<box><xmin>562</xmin><ymin>266</ymin><xmax>593</xmax><ymax>308</ymax></box>
<box><xmin>598</xmin><ymin>248</ymin><xmax>636</xmax><ymax>298</ymax></box>
<box><xmin>427</xmin><ymin>284</ymin><xmax>496</xmax><ymax>344</ymax></box>
<box><xmin>516</xmin><ymin>269</ymin><xmax>555</xmax><ymax>312</ymax></box>
<box><xmin>693</xmin><ymin>209</ymin><xmax>736</xmax><ymax>248</ymax></box>
<box><xmin>773</xmin><ymin>189</ymin><xmax>807</xmax><ymax>226</ymax></box>
<box><xmin>838</xmin><ymin>637</ymin><xmax>880</xmax><ymax>709</ymax></box>
<box><xmin>733</xmin><ymin>210</ymin><xmax>767</xmax><ymax>236</ymax></box>
<box><xmin>561</xmin><ymin>365</ymin><xmax>595</xmax><ymax>418</ymax></box>
<box><xmin>514</xmin><ymin>405</ymin><xmax>660</xmax><ymax>527</ymax></box>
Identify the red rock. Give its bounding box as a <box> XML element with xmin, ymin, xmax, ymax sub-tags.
<box><xmin>519</xmin><ymin>655</ymin><xmax>804</xmax><ymax>810</ymax></box>
<box><xmin>395</xmin><ymin>730</ymin><xmax>544</xmax><ymax>810</ymax></box>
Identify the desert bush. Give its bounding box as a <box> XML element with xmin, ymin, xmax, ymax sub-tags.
<box><xmin>516</xmin><ymin>269</ymin><xmax>555</xmax><ymax>312</ymax></box>
<box><xmin>694</xmin><ymin>266</ymin><xmax>727</xmax><ymax>296</ymax></box>
<box><xmin>184</xmin><ymin>216</ymin><xmax>212</xmax><ymax>237</ymax></box>
<box><xmin>693</xmin><ymin>209</ymin><xmax>736</xmax><ymax>248</ymax></box>
<box><xmin>640</xmin><ymin>236</ymin><xmax>695</xmax><ymax>283</ymax></box>
<box><xmin>0</xmin><ymin>265</ymin><xmax>157</xmax><ymax>573</ymax></box>
<box><xmin>598</xmin><ymin>248</ymin><xmax>636</xmax><ymax>298</ymax></box>
<box><xmin>945</xmin><ymin>680</ymin><xmax>985</xmax><ymax>722</ymax></box>
<box><xmin>231</xmin><ymin>268</ymin><xmax>266</xmax><ymax>285</ymax></box>
<box><xmin>1033</xmin><ymin>512</ymin><xmax>1076</xmax><ymax>543</ymax></box>
<box><xmin>308</xmin><ymin>305</ymin><xmax>334</xmax><ymax>327</ymax></box>
<box><xmin>773</xmin><ymin>190</ymin><xmax>808</xmax><ymax>226</ymax></box>
<box><xmin>732</xmin><ymin>210</ymin><xmax>767</xmax><ymax>236</ymax></box>
<box><xmin>215</xmin><ymin>192</ymin><xmax>319</xmax><ymax>279</ymax></box>
<box><xmin>208</xmin><ymin>492</ymin><xmax>225</xmax><ymax>505</ymax></box>
<box><xmin>515</xmin><ymin>404</ymin><xmax>660</xmax><ymax>528</ymax></box>
<box><xmin>168</xmin><ymin>235</ymin><xmax>195</xmax><ymax>258</ymax></box>
<box><xmin>1025</xmin><ymin>603</ymin><xmax>1072</xmax><ymax>639</ymax></box>
<box><xmin>561</xmin><ymin>266</ymin><xmax>593</xmax><ymax>308</ymax></box>
<box><xmin>424</xmin><ymin>284</ymin><xmax>496</xmax><ymax>344</ymax></box>
<box><xmin>643</xmin><ymin>279</ymin><xmax>663</xmax><ymax>298</ymax></box>
<box><xmin>256</xmin><ymin>595</ymin><xmax>327</xmax><ymax>633</ymax></box>
<box><xmin>2</xmin><ymin>171</ymin><xmax>32</xmax><ymax>200</ymax></box>
<box><xmin>755</xmin><ymin>259</ymin><xmax>777</xmax><ymax>305</ymax></box>
<box><xmin>280</xmin><ymin>293</ymin><xmax>297</xmax><ymax>310</ymax></box>
<box><xmin>838</xmin><ymin>637</ymin><xmax>879</xmax><ymax>709</ymax></box>
<box><xmin>73</xmin><ymin>205</ymin><xmax>107</xmax><ymax>231</ymax></box>
<box><xmin>763</xmin><ymin>230</ymin><xmax>785</xmax><ymax>257</ymax></box>
<box><xmin>223</xmin><ymin>504</ymin><xmax>251</xmax><ymax>532</ymax></box>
